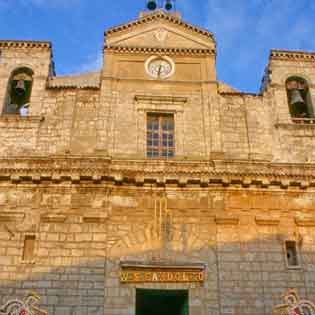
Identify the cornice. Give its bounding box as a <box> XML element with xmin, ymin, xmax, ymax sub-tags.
<box><xmin>135</xmin><ymin>95</ymin><xmax>187</xmax><ymax>105</ymax></box>
<box><xmin>104</xmin><ymin>46</ymin><xmax>215</xmax><ymax>56</ymax></box>
<box><xmin>0</xmin><ymin>157</ymin><xmax>313</xmax><ymax>189</ymax></box>
<box><xmin>219</xmin><ymin>91</ymin><xmax>261</xmax><ymax>97</ymax></box>
<box><xmin>295</xmin><ymin>218</ymin><xmax>315</xmax><ymax>227</ymax></box>
<box><xmin>0</xmin><ymin>40</ymin><xmax>51</xmax><ymax>50</ymax></box>
<box><xmin>0</xmin><ymin>212</ymin><xmax>25</xmax><ymax>223</ymax></box>
<box><xmin>255</xmin><ymin>216</ymin><xmax>280</xmax><ymax>226</ymax></box>
<box><xmin>0</xmin><ymin>115</ymin><xmax>44</xmax><ymax>124</ymax></box>
<box><xmin>41</xmin><ymin>214</ymin><xmax>67</xmax><ymax>223</ymax></box>
<box><xmin>215</xmin><ymin>216</ymin><xmax>239</xmax><ymax>225</ymax></box>
<box><xmin>270</xmin><ymin>49</ymin><xmax>315</xmax><ymax>62</ymax></box>
<box><xmin>105</xmin><ymin>10</ymin><xmax>214</xmax><ymax>41</ymax></box>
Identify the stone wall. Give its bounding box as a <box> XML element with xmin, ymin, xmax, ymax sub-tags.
<box><xmin>0</xmin><ymin>184</ymin><xmax>315</xmax><ymax>315</ymax></box>
<box><xmin>1</xmin><ymin>44</ymin><xmax>315</xmax><ymax>163</ymax></box>
<box><xmin>1</xmin><ymin>13</ymin><xmax>315</xmax><ymax>315</ymax></box>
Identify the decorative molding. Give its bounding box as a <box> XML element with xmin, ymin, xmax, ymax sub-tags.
<box><xmin>105</xmin><ymin>10</ymin><xmax>214</xmax><ymax>41</ymax></box>
<box><xmin>40</xmin><ymin>214</ymin><xmax>67</xmax><ymax>223</ymax></box>
<box><xmin>0</xmin><ymin>158</ymin><xmax>312</xmax><ymax>189</ymax></box>
<box><xmin>255</xmin><ymin>216</ymin><xmax>280</xmax><ymax>226</ymax></box>
<box><xmin>219</xmin><ymin>91</ymin><xmax>261</xmax><ymax>97</ymax></box>
<box><xmin>0</xmin><ymin>115</ymin><xmax>45</xmax><ymax>124</ymax></box>
<box><xmin>120</xmin><ymin>262</ymin><xmax>206</xmax><ymax>270</ymax></box>
<box><xmin>135</xmin><ymin>95</ymin><xmax>187</xmax><ymax>105</ymax></box>
<box><xmin>295</xmin><ymin>218</ymin><xmax>315</xmax><ymax>227</ymax></box>
<box><xmin>105</xmin><ymin>46</ymin><xmax>215</xmax><ymax>56</ymax></box>
<box><xmin>270</xmin><ymin>49</ymin><xmax>315</xmax><ymax>62</ymax></box>
<box><xmin>0</xmin><ymin>212</ymin><xmax>25</xmax><ymax>223</ymax></box>
<box><xmin>275</xmin><ymin>122</ymin><xmax>315</xmax><ymax>131</ymax></box>
<box><xmin>0</xmin><ymin>40</ymin><xmax>51</xmax><ymax>50</ymax></box>
<box><xmin>83</xmin><ymin>215</ymin><xmax>108</xmax><ymax>223</ymax></box>
<box><xmin>215</xmin><ymin>216</ymin><xmax>239</xmax><ymax>225</ymax></box>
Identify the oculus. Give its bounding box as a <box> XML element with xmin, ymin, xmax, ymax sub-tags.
<box><xmin>145</xmin><ymin>56</ymin><xmax>175</xmax><ymax>79</ymax></box>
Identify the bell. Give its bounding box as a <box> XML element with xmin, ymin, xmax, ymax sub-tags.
<box><xmin>15</xmin><ymin>80</ymin><xmax>26</xmax><ymax>95</ymax></box>
<box><xmin>165</xmin><ymin>0</ymin><xmax>173</xmax><ymax>10</ymax></box>
<box><xmin>147</xmin><ymin>0</ymin><xmax>157</xmax><ymax>10</ymax></box>
<box><xmin>290</xmin><ymin>89</ymin><xmax>305</xmax><ymax>106</ymax></box>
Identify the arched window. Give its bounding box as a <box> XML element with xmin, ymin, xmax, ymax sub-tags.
<box><xmin>286</xmin><ymin>77</ymin><xmax>314</xmax><ymax>122</ymax></box>
<box><xmin>3</xmin><ymin>67</ymin><xmax>33</xmax><ymax>115</ymax></box>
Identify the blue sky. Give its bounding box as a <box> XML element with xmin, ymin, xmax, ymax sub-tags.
<box><xmin>1</xmin><ymin>0</ymin><xmax>315</xmax><ymax>92</ymax></box>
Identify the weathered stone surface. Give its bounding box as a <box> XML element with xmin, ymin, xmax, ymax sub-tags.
<box><xmin>0</xmin><ymin>9</ymin><xmax>314</xmax><ymax>315</ymax></box>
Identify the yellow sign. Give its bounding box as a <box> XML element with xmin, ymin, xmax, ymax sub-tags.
<box><xmin>120</xmin><ymin>269</ymin><xmax>204</xmax><ymax>283</ymax></box>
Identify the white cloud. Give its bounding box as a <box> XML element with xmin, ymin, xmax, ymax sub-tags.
<box><xmin>72</xmin><ymin>51</ymin><xmax>103</xmax><ymax>74</ymax></box>
<box><xmin>199</xmin><ymin>0</ymin><xmax>315</xmax><ymax>91</ymax></box>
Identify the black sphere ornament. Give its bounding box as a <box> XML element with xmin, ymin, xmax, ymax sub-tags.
<box><xmin>165</xmin><ymin>0</ymin><xmax>173</xmax><ymax>10</ymax></box>
<box><xmin>147</xmin><ymin>0</ymin><xmax>157</xmax><ymax>10</ymax></box>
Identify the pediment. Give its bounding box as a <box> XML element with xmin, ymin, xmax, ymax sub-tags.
<box><xmin>105</xmin><ymin>11</ymin><xmax>215</xmax><ymax>51</ymax></box>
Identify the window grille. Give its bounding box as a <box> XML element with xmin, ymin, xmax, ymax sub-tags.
<box><xmin>147</xmin><ymin>113</ymin><xmax>175</xmax><ymax>158</ymax></box>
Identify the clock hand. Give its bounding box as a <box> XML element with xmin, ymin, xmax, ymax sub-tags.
<box><xmin>158</xmin><ymin>65</ymin><xmax>162</xmax><ymax>78</ymax></box>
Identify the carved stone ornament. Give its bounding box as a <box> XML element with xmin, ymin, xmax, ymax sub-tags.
<box><xmin>0</xmin><ymin>292</ymin><xmax>47</xmax><ymax>315</ymax></box>
<box><xmin>273</xmin><ymin>289</ymin><xmax>315</xmax><ymax>315</ymax></box>
<box><xmin>154</xmin><ymin>28</ymin><xmax>168</xmax><ymax>42</ymax></box>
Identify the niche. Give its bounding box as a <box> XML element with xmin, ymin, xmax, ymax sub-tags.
<box><xmin>285</xmin><ymin>240</ymin><xmax>299</xmax><ymax>267</ymax></box>
<box><xmin>22</xmin><ymin>234</ymin><xmax>36</xmax><ymax>262</ymax></box>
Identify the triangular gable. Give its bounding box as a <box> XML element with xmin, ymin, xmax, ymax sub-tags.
<box><xmin>105</xmin><ymin>10</ymin><xmax>216</xmax><ymax>50</ymax></box>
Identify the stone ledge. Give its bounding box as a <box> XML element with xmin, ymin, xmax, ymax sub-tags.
<box><xmin>105</xmin><ymin>46</ymin><xmax>215</xmax><ymax>56</ymax></box>
<box><xmin>0</xmin><ymin>157</ymin><xmax>313</xmax><ymax>189</ymax></box>
<box><xmin>135</xmin><ymin>95</ymin><xmax>188</xmax><ymax>105</ymax></box>
<box><xmin>295</xmin><ymin>218</ymin><xmax>315</xmax><ymax>227</ymax></box>
<box><xmin>270</xmin><ymin>49</ymin><xmax>315</xmax><ymax>62</ymax></box>
<box><xmin>120</xmin><ymin>262</ymin><xmax>206</xmax><ymax>270</ymax></box>
<box><xmin>0</xmin><ymin>212</ymin><xmax>25</xmax><ymax>222</ymax></box>
<box><xmin>40</xmin><ymin>214</ymin><xmax>67</xmax><ymax>223</ymax></box>
<box><xmin>275</xmin><ymin>122</ymin><xmax>315</xmax><ymax>131</ymax></box>
<box><xmin>0</xmin><ymin>39</ymin><xmax>51</xmax><ymax>50</ymax></box>
<box><xmin>255</xmin><ymin>216</ymin><xmax>280</xmax><ymax>226</ymax></box>
<box><xmin>215</xmin><ymin>216</ymin><xmax>239</xmax><ymax>225</ymax></box>
<box><xmin>0</xmin><ymin>115</ymin><xmax>45</xmax><ymax>124</ymax></box>
<box><xmin>83</xmin><ymin>215</ymin><xmax>108</xmax><ymax>223</ymax></box>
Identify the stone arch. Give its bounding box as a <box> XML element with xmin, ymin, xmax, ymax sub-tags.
<box><xmin>285</xmin><ymin>76</ymin><xmax>314</xmax><ymax>120</ymax></box>
<box><xmin>3</xmin><ymin>67</ymin><xmax>34</xmax><ymax>115</ymax></box>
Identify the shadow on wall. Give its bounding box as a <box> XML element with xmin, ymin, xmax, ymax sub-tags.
<box><xmin>0</xmin><ymin>218</ymin><xmax>314</xmax><ymax>315</ymax></box>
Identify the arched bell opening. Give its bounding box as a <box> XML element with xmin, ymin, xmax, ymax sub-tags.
<box><xmin>286</xmin><ymin>76</ymin><xmax>314</xmax><ymax>121</ymax></box>
<box><xmin>3</xmin><ymin>67</ymin><xmax>34</xmax><ymax>116</ymax></box>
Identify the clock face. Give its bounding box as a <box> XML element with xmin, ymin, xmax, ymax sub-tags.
<box><xmin>145</xmin><ymin>56</ymin><xmax>175</xmax><ymax>79</ymax></box>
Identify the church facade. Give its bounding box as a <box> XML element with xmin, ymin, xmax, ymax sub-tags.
<box><xmin>0</xmin><ymin>8</ymin><xmax>315</xmax><ymax>315</ymax></box>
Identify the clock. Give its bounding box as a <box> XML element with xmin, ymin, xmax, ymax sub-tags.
<box><xmin>145</xmin><ymin>56</ymin><xmax>175</xmax><ymax>79</ymax></box>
